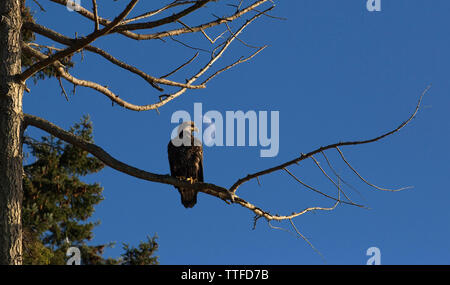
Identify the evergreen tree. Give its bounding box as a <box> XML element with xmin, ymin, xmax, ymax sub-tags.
<box><xmin>22</xmin><ymin>116</ymin><xmax>158</xmax><ymax>265</ymax></box>
<box><xmin>19</xmin><ymin>2</ymin><xmax>158</xmax><ymax>265</ymax></box>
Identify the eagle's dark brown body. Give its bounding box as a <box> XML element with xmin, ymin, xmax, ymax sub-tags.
<box><xmin>168</xmin><ymin>131</ymin><xmax>203</xmax><ymax>208</ymax></box>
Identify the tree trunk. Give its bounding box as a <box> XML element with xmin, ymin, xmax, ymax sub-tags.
<box><xmin>0</xmin><ymin>0</ymin><xmax>23</xmax><ymax>265</ymax></box>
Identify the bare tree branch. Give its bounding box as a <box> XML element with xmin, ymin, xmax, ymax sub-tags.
<box><xmin>112</xmin><ymin>0</ymin><xmax>215</xmax><ymax>32</ymax></box>
<box><xmin>31</xmin><ymin>0</ymin><xmax>46</xmax><ymax>12</ymax></box>
<box><xmin>160</xmin><ymin>52</ymin><xmax>199</xmax><ymax>79</ymax></box>
<box><xmin>229</xmin><ymin>85</ymin><xmax>431</xmax><ymax>194</ymax></box>
<box><xmin>200</xmin><ymin>45</ymin><xmax>267</xmax><ymax>86</ymax></box>
<box><xmin>321</xmin><ymin>151</ymin><xmax>365</xmax><ymax>200</ymax></box>
<box><xmin>22</xmin><ymin>22</ymin><xmax>205</xmax><ymax>91</ymax></box>
<box><xmin>289</xmin><ymin>219</ymin><xmax>325</xmax><ymax>261</ymax></box>
<box><xmin>20</xmin><ymin>0</ymin><xmax>140</xmax><ymax>81</ymax></box>
<box><xmin>22</xmin><ymin>113</ymin><xmax>233</xmax><ymax>201</ymax></box>
<box><xmin>137</xmin><ymin>7</ymin><xmax>272</xmax><ymax>111</ymax></box>
<box><xmin>22</xmin><ymin>3</ymin><xmax>272</xmax><ymax>111</ymax></box>
<box><xmin>50</xmin><ymin>0</ymin><xmax>215</xmax><ymax>40</ymax></box>
<box><xmin>122</xmin><ymin>1</ymin><xmax>199</xmax><ymax>25</ymax></box>
<box><xmin>47</xmin><ymin>0</ymin><xmax>147</xmax><ymax>40</ymax></box>
<box><xmin>310</xmin><ymin>155</ymin><xmax>357</xmax><ymax>205</ymax></box>
<box><xmin>91</xmin><ymin>0</ymin><xmax>99</xmax><ymax>31</ymax></box>
<box><xmin>21</xmin><ymin>86</ymin><xmax>428</xmax><ymax>227</ymax></box>
<box><xmin>22</xmin><ymin>43</ymin><xmax>148</xmax><ymax>109</ymax></box>
<box><xmin>200</xmin><ymin>28</ymin><xmax>228</xmax><ymax>44</ymax></box>
<box><xmin>22</xmin><ymin>6</ymin><xmax>267</xmax><ymax>111</ymax></box>
<box><xmin>113</xmin><ymin>0</ymin><xmax>271</xmax><ymax>38</ymax></box>
<box><xmin>49</xmin><ymin>0</ymin><xmax>271</xmax><ymax>41</ymax></box>
<box><xmin>335</xmin><ymin>146</ymin><xmax>412</xmax><ymax>192</ymax></box>
<box><xmin>57</xmin><ymin>76</ymin><xmax>69</xmax><ymax>101</ymax></box>
<box><xmin>282</xmin><ymin>167</ymin><xmax>361</xmax><ymax>208</ymax></box>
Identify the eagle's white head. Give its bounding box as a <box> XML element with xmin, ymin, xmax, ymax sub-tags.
<box><xmin>177</xmin><ymin>121</ymin><xmax>199</xmax><ymax>138</ymax></box>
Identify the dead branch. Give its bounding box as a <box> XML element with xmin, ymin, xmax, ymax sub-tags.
<box><xmin>22</xmin><ymin>22</ymin><xmax>205</xmax><ymax>91</ymax></box>
<box><xmin>321</xmin><ymin>151</ymin><xmax>364</xmax><ymax>200</ymax></box>
<box><xmin>91</xmin><ymin>0</ymin><xmax>99</xmax><ymax>31</ymax></box>
<box><xmin>20</xmin><ymin>0</ymin><xmax>139</xmax><ymax>81</ymax></box>
<box><xmin>200</xmin><ymin>29</ymin><xmax>228</xmax><ymax>44</ymax></box>
<box><xmin>310</xmin><ymin>155</ymin><xmax>357</xmax><ymax>205</ymax></box>
<box><xmin>50</xmin><ymin>0</ymin><xmax>271</xmax><ymax>41</ymax></box>
<box><xmin>122</xmin><ymin>1</ymin><xmax>199</xmax><ymax>25</ymax></box>
<box><xmin>160</xmin><ymin>52</ymin><xmax>199</xmax><ymax>79</ymax></box>
<box><xmin>22</xmin><ymin>1</ymin><xmax>273</xmax><ymax>111</ymax></box>
<box><xmin>335</xmin><ymin>146</ymin><xmax>412</xmax><ymax>192</ymax></box>
<box><xmin>57</xmin><ymin>76</ymin><xmax>69</xmax><ymax>101</ymax></box>
<box><xmin>229</xmin><ymin>85</ymin><xmax>431</xmax><ymax>194</ymax></box>
<box><xmin>282</xmin><ymin>167</ymin><xmax>361</xmax><ymax>208</ymax></box>
<box><xmin>113</xmin><ymin>0</ymin><xmax>272</xmax><ymax>40</ymax></box>
<box><xmin>31</xmin><ymin>0</ymin><xmax>46</xmax><ymax>12</ymax></box>
<box><xmin>22</xmin><ymin>5</ymin><xmax>268</xmax><ymax>112</ymax></box>
<box><xmin>49</xmin><ymin>0</ymin><xmax>215</xmax><ymax>40</ymax></box>
<box><xmin>200</xmin><ymin>45</ymin><xmax>267</xmax><ymax>85</ymax></box>
<box><xmin>23</xmin><ymin>87</ymin><xmax>429</xmax><ymax>224</ymax></box>
<box><xmin>23</xmin><ymin>113</ymin><xmax>233</xmax><ymax>202</ymax></box>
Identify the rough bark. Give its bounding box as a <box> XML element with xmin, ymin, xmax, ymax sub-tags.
<box><xmin>0</xmin><ymin>0</ymin><xmax>23</xmax><ymax>265</ymax></box>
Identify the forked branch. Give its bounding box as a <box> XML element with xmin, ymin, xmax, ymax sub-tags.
<box><xmin>22</xmin><ymin>1</ymin><xmax>274</xmax><ymax>110</ymax></box>
<box><xmin>23</xmin><ymin>87</ymin><xmax>430</xmax><ymax>224</ymax></box>
<box><xmin>20</xmin><ymin>0</ymin><xmax>139</xmax><ymax>81</ymax></box>
<box><xmin>229</xmin><ymin>85</ymin><xmax>431</xmax><ymax>194</ymax></box>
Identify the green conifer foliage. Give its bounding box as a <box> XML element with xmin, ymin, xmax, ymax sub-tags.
<box><xmin>22</xmin><ymin>116</ymin><xmax>158</xmax><ymax>265</ymax></box>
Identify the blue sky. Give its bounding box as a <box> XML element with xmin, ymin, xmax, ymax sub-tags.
<box><xmin>23</xmin><ymin>0</ymin><xmax>450</xmax><ymax>264</ymax></box>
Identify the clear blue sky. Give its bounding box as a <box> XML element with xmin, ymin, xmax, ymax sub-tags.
<box><xmin>23</xmin><ymin>0</ymin><xmax>450</xmax><ymax>264</ymax></box>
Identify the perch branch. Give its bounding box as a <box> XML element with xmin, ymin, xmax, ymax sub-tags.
<box><xmin>23</xmin><ymin>113</ymin><xmax>233</xmax><ymax>202</ymax></box>
<box><xmin>22</xmin><ymin>86</ymin><xmax>427</xmax><ymax>224</ymax></box>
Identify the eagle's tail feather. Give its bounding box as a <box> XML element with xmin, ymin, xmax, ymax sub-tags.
<box><xmin>178</xmin><ymin>188</ymin><xmax>197</xmax><ymax>208</ymax></box>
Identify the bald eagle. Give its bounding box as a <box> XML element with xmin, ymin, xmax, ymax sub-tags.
<box><xmin>168</xmin><ymin>121</ymin><xmax>204</xmax><ymax>208</ymax></box>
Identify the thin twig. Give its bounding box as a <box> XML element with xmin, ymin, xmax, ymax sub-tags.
<box><xmin>160</xmin><ymin>52</ymin><xmax>199</xmax><ymax>79</ymax></box>
<box><xmin>321</xmin><ymin>151</ymin><xmax>366</xmax><ymax>202</ymax></box>
<box><xmin>169</xmin><ymin>35</ymin><xmax>211</xmax><ymax>53</ymax></box>
<box><xmin>121</xmin><ymin>1</ymin><xmax>197</xmax><ymax>24</ymax></box>
<box><xmin>310</xmin><ymin>155</ymin><xmax>357</xmax><ymax>205</ymax></box>
<box><xmin>28</xmin><ymin>43</ymin><xmax>63</xmax><ymax>51</ymax></box>
<box><xmin>200</xmin><ymin>29</ymin><xmax>228</xmax><ymax>44</ymax></box>
<box><xmin>282</xmin><ymin>167</ymin><xmax>363</xmax><ymax>208</ymax></box>
<box><xmin>335</xmin><ymin>147</ymin><xmax>412</xmax><ymax>192</ymax></box>
<box><xmin>57</xmin><ymin>76</ymin><xmax>69</xmax><ymax>101</ymax></box>
<box><xmin>201</xmin><ymin>45</ymin><xmax>267</xmax><ymax>85</ymax></box>
<box><xmin>92</xmin><ymin>0</ymin><xmax>99</xmax><ymax>31</ymax></box>
<box><xmin>289</xmin><ymin>219</ymin><xmax>326</xmax><ymax>262</ymax></box>
<box><xmin>32</xmin><ymin>0</ymin><xmax>46</xmax><ymax>12</ymax></box>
